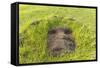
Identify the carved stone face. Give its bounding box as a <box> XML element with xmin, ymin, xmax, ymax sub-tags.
<box><xmin>47</xmin><ymin>27</ymin><xmax>75</xmax><ymax>56</ymax></box>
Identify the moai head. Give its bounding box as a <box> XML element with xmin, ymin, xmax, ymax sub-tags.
<box><xmin>47</xmin><ymin>27</ymin><xmax>75</xmax><ymax>57</ymax></box>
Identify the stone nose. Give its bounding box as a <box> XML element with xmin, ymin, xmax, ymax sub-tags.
<box><xmin>56</xmin><ymin>33</ymin><xmax>66</xmax><ymax>38</ymax></box>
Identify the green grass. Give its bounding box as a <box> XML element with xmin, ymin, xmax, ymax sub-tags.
<box><xmin>19</xmin><ymin>4</ymin><xmax>96</xmax><ymax>64</ymax></box>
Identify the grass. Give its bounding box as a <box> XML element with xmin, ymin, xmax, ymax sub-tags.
<box><xmin>19</xmin><ymin>4</ymin><xmax>96</xmax><ymax>64</ymax></box>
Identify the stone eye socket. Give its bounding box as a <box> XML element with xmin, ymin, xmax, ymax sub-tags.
<box><xmin>48</xmin><ymin>29</ymin><xmax>56</xmax><ymax>34</ymax></box>
<box><xmin>64</xmin><ymin>29</ymin><xmax>72</xmax><ymax>34</ymax></box>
